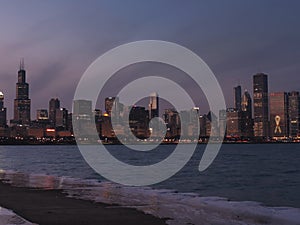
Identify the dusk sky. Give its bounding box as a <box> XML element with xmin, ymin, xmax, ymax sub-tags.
<box><xmin>0</xmin><ymin>0</ymin><xmax>300</xmax><ymax>119</ymax></box>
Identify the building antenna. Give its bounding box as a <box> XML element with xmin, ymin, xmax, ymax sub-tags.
<box><xmin>19</xmin><ymin>58</ymin><xmax>25</xmax><ymax>70</ymax></box>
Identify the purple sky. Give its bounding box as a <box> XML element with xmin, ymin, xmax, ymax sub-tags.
<box><xmin>0</xmin><ymin>0</ymin><xmax>300</xmax><ymax>119</ymax></box>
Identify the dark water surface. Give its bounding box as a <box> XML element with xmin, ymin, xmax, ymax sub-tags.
<box><xmin>0</xmin><ymin>144</ymin><xmax>299</xmax><ymax>208</ymax></box>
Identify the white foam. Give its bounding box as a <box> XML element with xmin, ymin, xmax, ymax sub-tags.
<box><xmin>1</xmin><ymin>170</ymin><xmax>300</xmax><ymax>225</ymax></box>
<box><xmin>67</xmin><ymin>183</ymin><xmax>300</xmax><ymax>225</ymax></box>
<box><xmin>0</xmin><ymin>207</ymin><xmax>37</xmax><ymax>225</ymax></box>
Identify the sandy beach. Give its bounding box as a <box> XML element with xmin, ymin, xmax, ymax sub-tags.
<box><xmin>0</xmin><ymin>181</ymin><xmax>167</xmax><ymax>225</ymax></box>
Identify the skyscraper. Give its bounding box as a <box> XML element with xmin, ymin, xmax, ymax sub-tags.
<box><xmin>253</xmin><ymin>73</ymin><xmax>269</xmax><ymax>138</ymax></box>
<box><xmin>13</xmin><ymin>59</ymin><xmax>31</xmax><ymax>125</ymax></box>
<box><xmin>104</xmin><ymin>97</ymin><xmax>123</xmax><ymax>120</ymax></box>
<box><xmin>0</xmin><ymin>91</ymin><xmax>7</xmax><ymax>127</ymax></box>
<box><xmin>269</xmin><ymin>92</ymin><xmax>288</xmax><ymax>138</ymax></box>
<box><xmin>55</xmin><ymin>107</ymin><xmax>68</xmax><ymax>130</ymax></box>
<box><xmin>164</xmin><ymin>108</ymin><xmax>180</xmax><ymax>138</ymax></box>
<box><xmin>226</xmin><ymin>108</ymin><xmax>242</xmax><ymax>137</ymax></box>
<box><xmin>36</xmin><ymin>109</ymin><xmax>48</xmax><ymax>121</ymax></box>
<box><xmin>73</xmin><ymin>99</ymin><xmax>92</xmax><ymax>118</ymax></box>
<box><xmin>49</xmin><ymin>98</ymin><xmax>60</xmax><ymax>126</ymax></box>
<box><xmin>288</xmin><ymin>91</ymin><xmax>300</xmax><ymax>138</ymax></box>
<box><xmin>234</xmin><ymin>85</ymin><xmax>242</xmax><ymax>111</ymax></box>
<box><xmin>129</xmin><ymin>106</ymin><xmax>149</xmax><ymax>138</ymax></box>
<box><xmin>179</xmin><ymin>107</ymin><xmax>200</xmax><ymax>137</ymax></box>
<box><xmin>149</xmin><ymin>92</ymin><xmax>159</xmax><ymax>119</ymax></box>
<box><xmin>219</xmin><ymin>109</ymin><xmax>227</xmax><ymax>137</ymax></box>
<box><xmin>105</xmin><ymin>97</ymin><xmax>116</xmax><ymax>116</ymax></box>
<box><xmin>73</xmin><ymin>99</ymin><xmax>94</xmax><ymax>138</ymax></box>
<box><xmin>241</xmin><ymin>90</ymin><xmax>253</xmax><ymax>137</ymax></box>
<box><xmin>199</xmin><ymin>114</ymin><xmax>208</xmax><ymax>137</ymax></box>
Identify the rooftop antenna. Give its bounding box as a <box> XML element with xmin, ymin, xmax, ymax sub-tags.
<box><xmin>19</xmin><ymin>58</ymin><xmax>25</xmax><ymax>70</ymax></box>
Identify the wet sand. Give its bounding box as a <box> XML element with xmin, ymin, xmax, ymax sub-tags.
<box><xmin>0</xmin><ymin>181</ymin><xmax>167</xmax><ymax>225</ymax></box>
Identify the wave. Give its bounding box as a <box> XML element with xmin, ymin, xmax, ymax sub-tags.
<box><xmin>0</xmin><ymin>170</ymin><xmax>299</xmax><ymax>225</ymax></box>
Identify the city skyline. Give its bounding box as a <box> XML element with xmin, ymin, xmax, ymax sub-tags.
<box><xmin>0</xmin><ymin>61</ymin><xmax>299</xmax><ymax>141</ymax></box>
<box><xmin>0</xmin><ymin>59</ymin><xmax>299</xmax><ymax>121</ymax></box>
<box><xmin>0</xmin><ymin>1</ymin><xmax>300</xmax><ymax>118</ymax></box>
<box><xmin>0</xmin><ymin>61</ymin><xmax>299</xmax><ymax>120</ymax></box>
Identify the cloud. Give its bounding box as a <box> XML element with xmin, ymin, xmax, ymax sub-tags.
<box><xmin>1</xmin><ymin>0</ymin><xmax>300</xmax><ymax>119</ymax></box>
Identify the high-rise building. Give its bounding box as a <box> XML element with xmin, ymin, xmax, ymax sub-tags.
<box><xmin>36</xmin><ymin>109</ymin><xmax>48</xmax><ymax>121</ymax></box>
<box><xmin>73</xmin><ymin>99</ymin><xmax>92</xmax><ymax>116</ymax></box>
<box><xmin>164</xmin><ymin>108</ymin><xmax>180</xmax><ymax>138</ymax></box>
<box><xmin>56</xmin><ymin>107</ymin><xmax>68</xmax><ymax>130</ymax></box>
<box><xmin>149</xmin><ymin>92</ymin><xmax>159</xmax><ymax>119</ymax></box>
<box><xmin>234</xmin><ymin>85</ymin><xmax>242</xmax><ymax>111</ymax></box>
<box><xmin>253</xmin><ymin>73</ymin><xmax>269</xmax><ymax>138</ymax></box>
<box><xmin>0</xmin><ymin>91</ymin><xmax>7</xmax><ymax>127</ymax></box>
<box><xmin>13</xmin><ymin>59</ymin><xmax>31</xmax><ymax>125</ymax></box>
<box><xmin>206</xmin><ymin>111</ymin><xmax>219</xmax><ymax>137</ymax></box>
<box><xmin>67</xmin><ymin>112</ymin><xmax>73</xmax><ymax>133</ymax></box>
<box><xmin>241</xmin><ymin>90</ymin><xmax>253</xmax><ymax>137</ymax></box>
<box><xmin>241</xmin><ymin>90</ymin><xmax>252</xmax><ymax>114</ymax></box>
<box><xmin>199</xmin><ymin>114</ymin><xmax>208</xmax><ymax>137</ymax></box>
<box><xmin>219</xmin><ymin>109</ymin><xmax>227</xmax><ymax>137</ymax></box>
<box><xmin>93</xmin><ymin>109</ymin><xmax>102</xmax><ymax>134</ymax></box>
<box><xmin>105</xmin><ymin>97</ymin><xmax>116</xmax><ymax>116</ymax></box>
<box><xmin>73</xmin><ymin>99</ymin><xmax>94</xmax><ymax>138</ymax></box>
<box><xmin>288</xmin><ymin>91</ymin><xmax>300</xmax><ymax>138</ymax></box>
<box><xmin>226</xmin><ymin>108</ymin><xmax>242</xmax><ymax>137</ymax></box>
<box><xmin>269</xmin><ymin>92</ymin><xmax>288</xmax><ymax>138</ymax></box>
<box><xmin>183</xmin><ymin>107</ymin><xmax>200</xmax><ymax>137</ymax></box>
<box><xmin>104</xmin><ymin>97</ymin><xmax>123</xmax><ymax>121</ymax></box>
<box><xmin>49</xmin><ymin>98</ymin><xmax>60</xmax><ymax>126</ymax></box>
<box><xmin>129</xmin><ymin>106</ymin><xmax>149</xmax><ymax>138</ymax></box>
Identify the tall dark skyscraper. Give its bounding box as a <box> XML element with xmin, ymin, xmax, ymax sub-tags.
<box><xmin>234</xmin><ymin>85</ymin><xmax>242</xmax><ymax>111</ymax></box>
<box><xmin>129</xmin><ymin>106</ymin><xmax>149</xmax><ymax>138</ymax></box>
<box><xmin>241</xmin><ymin>90</ymin><xmax>253</xmax><ymax>137</ymax></box>
<box><xmin>56</xmin><ymin>107</ymin><xmax>68</xmax><ymax>130</ymax></box>
<box><xmin>269</xmin><ymin>92</ymin><xmax>288</xmax><ymax>138</ymax></box>
<box><xmin>253</xmin><ymin>73</ymin><xmax>269</xmax><ymax>138</ymax></box>
<box><xmin>0</xmin><ymin>91</ymin><xmax>7</xmax><ymax>127</ymax></box>
<box><xmin>149</xmin><ymin>92</ymin><xmax>159</xmax><ymax>119</ymax></box>
<box><xmin>49</xmin><ymin>98</ymin><xmax>60</xmax><ymax>126</ymax></box>
<box><xmin>13</xmin><ymin>59</ymin><xmax>31</xmax><ymax>125</ymax></box>
<box><xmin>288</xmin><ymin>91</ymin><xmax>300</xmax><ymax>138</ymax></box>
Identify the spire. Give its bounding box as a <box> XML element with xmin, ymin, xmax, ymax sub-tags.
<box><xmin>19</xmin><ymin>58</ymin><xmax>25</xmax><ymax>70</ymax></box>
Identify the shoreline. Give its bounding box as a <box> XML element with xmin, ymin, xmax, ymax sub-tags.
<box><xmin>0</xmin><ymin>181</ymin><xmax>167</xmax><ymax>225</ymax></box>
<box><xmin>0</xmin><ymin>171</ymin><xmax>300</xmax><ymax>225</ymax></box>
<box><xmin>0</xmin><ymin>141</ymin><xmax>299</xmax><ymax>145</ymax></box>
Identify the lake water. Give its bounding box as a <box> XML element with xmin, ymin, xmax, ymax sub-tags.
<box><xmin>0</xmin><ymin>144</ymin><xmax>299</xmax><ymax>208</ymax></box>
